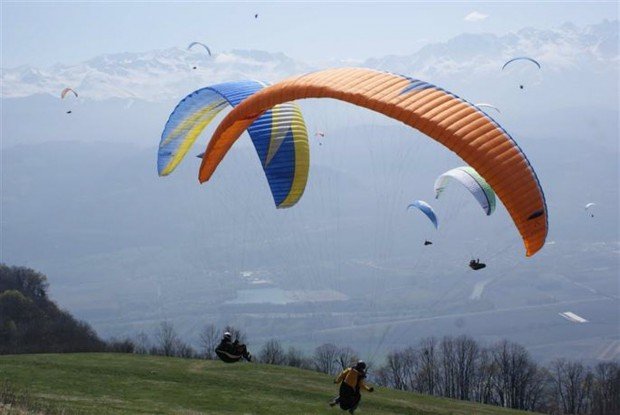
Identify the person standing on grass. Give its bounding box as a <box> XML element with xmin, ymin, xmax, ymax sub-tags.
<box><xmin>329</xmin><ymin>361</ymin><xmax>374</xmax><ymax>414</ymax></box>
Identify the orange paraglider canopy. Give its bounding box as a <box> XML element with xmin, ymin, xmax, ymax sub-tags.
<box><xmin>199</xmin><ymin>67</ymin><xmax>548</xmax><ymax>256</ymax></box>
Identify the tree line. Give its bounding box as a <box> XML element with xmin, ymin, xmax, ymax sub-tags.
<box><xmin>372</xmin><ymin>335</ymin><xmax>619</xmax><ymax>415</ymax></box>
<box><xmin>2</xmin><ymin>264</ymin><xmax>618</xmax><ymax>414</ymax></box>
<box><xmin>122</xmin><ymin>321</ymin><xmax>619</xmax><ymax>415</ymax></box>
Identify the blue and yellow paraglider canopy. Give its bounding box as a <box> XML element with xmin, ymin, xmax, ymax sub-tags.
<box><xmin>158</xmin><ymin>80</ymin><xmax>309</xmax><ymax>208</ymax></box>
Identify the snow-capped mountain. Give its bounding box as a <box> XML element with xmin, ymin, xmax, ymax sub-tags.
<box><xmin>1</xmin><ymin>48</ymin><xmax>311</xmax><ymax>102</ymax></box>
<box><xmin>1</xmin><ymin>20</ymin><xmax>617</xmax><ymax>103</ymax></box>
<box><xmin>364</xmin><ymin>19</ymin><xmax>618</xmax><ymax>79</ymax></box>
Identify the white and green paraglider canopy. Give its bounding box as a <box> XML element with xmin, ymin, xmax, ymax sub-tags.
<box><xmin>434</xmin><ymin>166</ymin><xmax>496</xmax><ymax>216</ymax></box>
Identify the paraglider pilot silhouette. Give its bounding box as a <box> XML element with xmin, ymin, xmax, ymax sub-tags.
<box><xmin>329</xmin><ymin>360</ymin><xmax>374</xmax><ymax>413</ymax></box>
<box><xmin>215</xmin><ymin>331</ymin><xmax>252</xmax><ymax>363</ymax></box>
<box><xmin>469</xmin><ymin>258</ymin><xmax>486</xmax><ymax>270</ymax></box>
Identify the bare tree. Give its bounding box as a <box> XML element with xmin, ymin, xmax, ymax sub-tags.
<box><xmin>438</xmin><ymin>335</ymin><xmax>480</xmax><ymax>400</ymax></box>
<box><xmin>314</xmin><ymin>343</ymin><xmax>339</xmax><ymax>375</ymax></box>
<box><xmin>490</xmin><ymin>340</ymin><xmax>511</xmax><ymax>407</ymax></box>
<box><xmin>381</xmin><ymin>350</ymin><xmax>406</xmax><ymax>390</ymax></box>
<box><xmin>134</xmin><ymin>331</ymin><xmax>151</xmax><ymax>355</ymax></box>
<box><xmin>454</xmin><ymin>335</ymin><xmax>479</xmax><ymax>401</ymax></box>
<box><xmin>286</xmin><ymin>347</ymin><xmax>312</xmax><ymax>369</ymax></box>
<box><xmin>374</xmin><ymin>366</ymin><xmax>391</xmax><ymax>388</ymax></box>
<box><xmin>591</xmin><ymin>361</ymin><xmax>620</xmax><ymax>415</ymax></box>
<box><xmin>379</xmin><ymin>347</ymin><xmax>417</xmax><ymax>391</ymax></box>
<box><xmin>416</xmin><ymin>337</ymin><xmax>439</xmax><ymax>395</ymax></box>
<box><xmin>551</xmin><ymin>359</ymin><xmax>593</xmax><ymax>414</ymax></box>
<box><xmin>175</xmin><ymin>341</ymin><xmax>196</xmax><ymax>358</ymax></box>
<box><xmin>522</xmin><ymin>365</ymin><xmax>551</xmax><ymax>412</ymax></box>
<box><xmin>440</xmin><ymin>336</ymin><xmax>458</xmax><ymax>398</ymax></box>
<box><xmin>155</xmin><ymin>321</ymin><xmax>179</xmax><ymax>357</ymax></box>
<box><xmin>488</xmin><ymin>340</ymin><xmax>543</xmax><ymax>410</ymax></box>
<box><xmin>472</xmin><ymin>347</ymin><xmax>496</xmax><ymax>404</ymax></box>
<box><xmin>336</xmin><ymin>346</ymin><xmax>359</xmax><ymax>371</ymax></box>
<box><xmin>198</xmin><ymin>323</ymin><xmax>219</xmax><ymax>360</ymax></box>
<box><xmin>259</xmin><ymin>339</ymin><xmax>286</xmax><ymax>365</ymax></box>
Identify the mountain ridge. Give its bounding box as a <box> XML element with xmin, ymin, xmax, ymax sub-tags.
<box><xmin>1</xmin><ymin>20</ymin><xmax>617</xmax><ymax>102</ymax></box>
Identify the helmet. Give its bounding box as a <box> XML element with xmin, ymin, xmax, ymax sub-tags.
<box><xmin>355</xmin><ymin>360</ymin><xmax>366</xmax><ymax>371</ymax></box>
<box><xmin>223</xmin><ymin>332</ymin><xmax>232</xmax><ymax>340</ymax></box>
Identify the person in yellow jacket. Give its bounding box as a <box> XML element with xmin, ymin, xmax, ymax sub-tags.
<box><xmin>329</xmin><ymin>361</ymin><xmax>374</xmax><ymax>413</ymax></box>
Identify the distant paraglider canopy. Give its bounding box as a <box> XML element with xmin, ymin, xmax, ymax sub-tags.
<box><xmin>61</xmin><ymin>88</ymin><xmax>78</xmax><ymax>99</ymax></box>
<box><xmin>197</xmin><ymin>67</ymin><xmax>548</xmax><ymax>256</ymax></box>
<box><xmin>407</xmin><ymin>200</ymin><xmax>438</xmax><ymax>230</ymax></box>
<box><xmin>585</xmin><ymin>203</ymin><xmax>597</xmax><ymax>218</ymax></box>
<box><xmin>434</xmin><ymin>166</ymin><xmax>496</xmax><ymax>216</ymax></box>
<box><xmin>188</xmin><ymin>42</ymin><xmax>212</xmax><ymax>69</ymax></box>
<box><xmin>61</xmin><ymin>88</ymin><xmax>78</xmax><ymax>114</ymax></box>
<box><xmin>187</xmin><ymin>41</ymin><xmax>212</xmax><ymax>56</ymax></box>
<box><xmin>502</xmin><ymin>57</ymin><xmax>541</xmax><ymax>71</ymax></box>
<box><xmin>502</xmin><ymin>57</ymin><xmax>541</xmax><ymax>90</ymax></box>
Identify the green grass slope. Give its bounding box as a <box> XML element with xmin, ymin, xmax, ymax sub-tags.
<box><xmin>1</xmin><ymin>354</ymin><xmax>538</xmax><ymax>414</ymax></box>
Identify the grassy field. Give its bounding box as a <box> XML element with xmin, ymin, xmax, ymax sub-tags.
<box><xmin>0</xmin><ymin>353</ymin><xmax>538</xmax><ymax>414</ymax></box>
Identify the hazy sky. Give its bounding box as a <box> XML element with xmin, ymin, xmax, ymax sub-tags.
<box><xmin>2</xmin><ymin>1</ymin><xmax>618</xmax><ymax>68</ymax></box>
